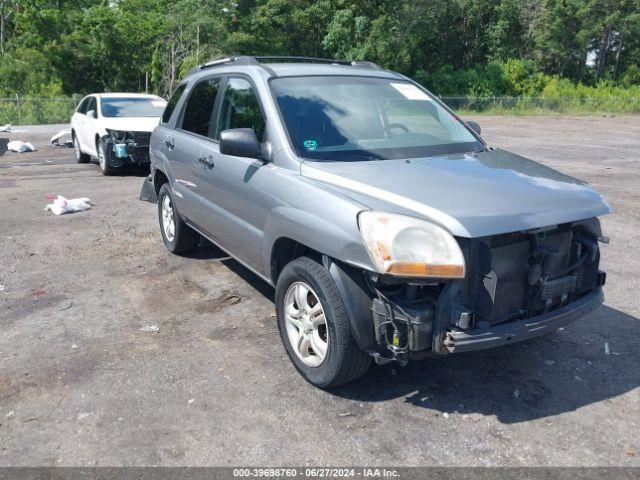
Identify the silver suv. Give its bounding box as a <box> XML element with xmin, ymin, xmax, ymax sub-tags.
<box><xmin>146</xmin><ymin>56</ymin><xmax>610</xmax><ymax>388</ymax></box>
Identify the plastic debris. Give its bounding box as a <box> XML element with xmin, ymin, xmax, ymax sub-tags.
<box><xmin>512</xmin><ymin>389</ymin><xmax>520</xmax><ymax>399</ymax></box>
<box><xmin>45</xmin><ymin>195</ymin><xmax>92</xmax><ymax>215</ymax></box>
<box><xmin>188</xmin><ymin>398</ymin><xmax>195</xmax><ymax>404</ymax></box>
<box><xmin>0</xmin><ymin>124</ymin><xmax>25</xmax><ymax>133</ymax></box>
<box><xmin>7</xmin><ymin>140</ymin><xmax>37</xmax><ymax>152</ymax></box>
<box><xmin>140</xmin><ymin>324</ymin><xmax>160</xmax><ymax>333</ymax></box>
<box><xmin>337</xmin><ymin>412</ymin><xmax>355</xmax><ymax>418</ymax></box>
<box><xmin>77</xmin><ymin>412</ymin><xmax>94</xmax><ymax>420</ymax></box>
<box><xmin>442</xmin><ymin>412</ymin><xmax>449</xmax><ymax>418</ymax></box>
<box><xmin>32</xmin><ymin>288</ymin><xmax>46</xmax><ymax>298</ymax></box>
<box><xmin>6</xmin><ymin>410</ymin><xmax>15</xmax><ymax>419</ymax></box>
<box><xmin>50</xmin><ymin>128</ymin><xmax>73</xmax><ymax>147</ymax></box>
<box><xmin>604</xmin><ymin>342</ymin><xmax>610</xmax><ymax>355</ymax></box>
<box><xmin>0</xmin><ymin>284</ymin><xmax>5</xmax><ymax>292</ymax></box>
<box><xmin>71</xmin><ymin>344</ymin><xmax>78</xmax><ymax>349</ymax></box>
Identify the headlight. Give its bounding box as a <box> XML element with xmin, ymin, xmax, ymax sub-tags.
<box><xmin>358</xmin><ymin>211</ymin><xmax>465</xmax><ymax>278</ymax></box>
<box><xmin>106</xmin><ymin>129</ymin><xmax>131</xmax><ymax>142</ymax></box>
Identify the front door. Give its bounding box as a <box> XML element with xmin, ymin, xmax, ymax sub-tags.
<box><xmin>200</xmin><ymin>76</ymin><xmax>276</xmax><ymax>268</ymax></box>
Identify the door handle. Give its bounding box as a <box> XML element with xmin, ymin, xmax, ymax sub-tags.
<box><xmin>165</xmin><ymin>137</ymin><xmax>175</xmax><ymax>150</ymax></box>
<box><xmin>198</xmin><ymin>156</ymin><xmax>215</xmax><ymax>169</ymax></box>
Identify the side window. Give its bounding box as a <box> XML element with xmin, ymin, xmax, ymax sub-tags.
<box><xmin>162</xmin><ymin>84</ymin><xmax>187</xmax><ymax>124</ymax></box>
<box><xmin>180</xmin><ymin>77</ymin><xmax>221</xmax><ymax>137</ymax></box>
<box><xmin>76</xmin><ymin>98</ymin><xmax>89</xmax><ymax>114</ymax></box>
<box><xmin>217</xmin><ymin>78</ymin><xmax>265</xmax><ymax>141</ymax></box>
<box><xmin>86</xmin><ymin>97</ymin><xmax>97</xmax><ymax>115</ymax></box>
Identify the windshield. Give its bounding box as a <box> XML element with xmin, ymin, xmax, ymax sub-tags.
<box><xmin>100</xmin><ymin>97</ymin><xmax>166</xmax><ymax>118</ymax></box>
<box><xmin>271</xmin><ymin>76</ymin><xmax>482</xmax><ymax>161</ymax></box>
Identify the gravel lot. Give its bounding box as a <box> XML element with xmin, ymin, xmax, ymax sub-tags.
<box><xmin>0</xmin><ymin>117</ymin><xmax>638</xmax><ymax>466</ymax></box>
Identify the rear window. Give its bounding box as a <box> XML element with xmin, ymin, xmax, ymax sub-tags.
<box><xmin>162</xmin><ymin>84</ymin><xmax>186</xmax><ymax>123</ymax></box>
<box><xmin>100</xmin><ymin>97</ymin><xmax>166</xmax><ymax>118</ymax></box>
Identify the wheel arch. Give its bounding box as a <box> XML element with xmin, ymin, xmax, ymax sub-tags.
<box><xmin>269</xmin><ymin>235</ymin><xmax>379</xmax><ymax>355</ymax></box>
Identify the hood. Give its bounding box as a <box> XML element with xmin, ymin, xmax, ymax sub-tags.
<box><xmin>100</xmin><ymin>117</ymin><xmax>160</xmax><ymax>133</ymax></box>
<box><xmin>300</xmin><ymin>148</ymin><xmax>611</xmax><ymax>238</ymax></box>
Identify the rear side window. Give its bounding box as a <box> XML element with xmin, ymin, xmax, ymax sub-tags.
<box><xmin>217</xmin><ymin>78</ymin><xmax>265</xmax><ymax>141</ymax></box>
<box><xmin>162</xmin><ymin>84</ymin><xmax>186</xmax><ymax>123</ymax></box>
<box><xmin>180</xmin><ymin>77</ymin><xmax>221</xmax><ymax>137</ymax></box>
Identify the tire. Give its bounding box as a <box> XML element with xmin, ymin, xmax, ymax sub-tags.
<box><xmin>73</xmin><ymin>133</ymin><xmax>90</xmax><ymax>163</ymax></box>
<box><xmin>276</xmin><ymin>257</ymin><xmax>371</xmax><ymax>388</ymax></box>
<box><xmin>97</xmin><ymin>139</ymin><xmax>119</xmax><ymax>176</ymax></box>
<box><xmin>157</xmin><ymin>183</ymin><xmax>200</xmax><ymax>254</ymax></box>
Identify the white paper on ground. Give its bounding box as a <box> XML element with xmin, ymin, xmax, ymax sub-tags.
<box><xmin>7</xmin><ymin>140</ymin><xmax>37</xmax><ymax>152</ymax></box>
<box><xmin>45</xmin><ymin>195</ymin><xmax>92</xmax><ymax>215</ymax></box>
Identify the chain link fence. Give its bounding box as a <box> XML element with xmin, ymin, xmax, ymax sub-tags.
<box><xmin>440</xmin><ymin>96</ymin><xmax>640</xmax><ymax>115</ymax></box>
<box><xmin>0</xmin><ymin>96</ymin><xmax>79</xmax><ymax>126</ymax></box>
<box><xmin>1</xmin><ymin>95</ymin><xmax>639</xmax><ymax>126</ymax></box>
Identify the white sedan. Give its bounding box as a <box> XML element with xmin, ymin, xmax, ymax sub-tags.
<box><xmin>71</xmin><ymin>93</ymin><xmax>167</xmax><ymax>175</ymax></box>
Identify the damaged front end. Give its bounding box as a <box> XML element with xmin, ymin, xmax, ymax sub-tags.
<box><xmin>334</xmin><ymin>217</ymin><xmax>607</xmax><ymax>365</ymax></box>
<box><xmin>101</xmin><ymin>129</ymin><xmax>152</xmax><ymax>167</ymax></box>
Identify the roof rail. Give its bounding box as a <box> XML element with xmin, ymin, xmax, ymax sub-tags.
<box><xmin>192</xmin><ymin>55</ymin><xmax>382</xmax><ymax>74</ymax></box>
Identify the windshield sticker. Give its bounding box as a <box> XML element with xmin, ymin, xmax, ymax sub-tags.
<box><xmin>303</xmin><ymin>140</ymin><xmax>318</xmax><ymax>151</ymax></box>
<box><xmin>390</xmin><ymin>83</ymin><xmax>430</xmax><ymax>101</ymax></box>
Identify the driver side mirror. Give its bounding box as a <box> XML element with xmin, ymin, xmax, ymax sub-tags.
<box><xmin>466</xmin><ymin>120</ymin><xmax>481</xmax><ymax>135</ymax></box>
<box><xmin>219</xmin><ymin>128</ymin><xmax>261</xmax><ymax>159</ymax></box>
<box><xmin>86</xmin><ymin>109</ymin><xmax>97</xmax><ymax>119</ymax></box>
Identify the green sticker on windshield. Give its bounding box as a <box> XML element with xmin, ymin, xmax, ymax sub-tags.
<box><xmin>303</xmin><ymin>140</ymin><xmax>318</xmax><ymax>151</ymax></box>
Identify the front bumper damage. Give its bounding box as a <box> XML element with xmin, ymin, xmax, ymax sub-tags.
<box><xmin>443</xmin><ymin>287</ymin><xmax>603</xmax><ymax>353</ymax></box>
<box><xmin>330</xmin><ymin>218</ymin><xmax>607</xmax><ymax>364</ymax></box>
<box><xmin>101</xmin><ymin>131</ymin><xmax>152</xmax><ymax>168</ymax></box>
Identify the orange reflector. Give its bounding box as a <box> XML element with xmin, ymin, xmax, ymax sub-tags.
<box><xmin>386</xmin><ymin>262</ymin><xmax>465</xmax><ymax>278</ymax></box>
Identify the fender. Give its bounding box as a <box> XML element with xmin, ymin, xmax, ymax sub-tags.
<box><xmin>323</xmin><ymin>256</ymin><xmax>381</xmax><ymax>355</ymax></box>
<box><xmin>261</xmin><ymin>205</ymin><xmax>375</xmax><ymax>279</ymax></box>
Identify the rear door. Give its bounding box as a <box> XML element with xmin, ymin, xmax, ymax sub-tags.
<box><xmin>199</xmin><ymin>75</ymin><xmax>275</xmax><ymax>267</ymax></box>
<box><xmin>74</xmin><ymin>96</ymin><xmax>95</xmax><ymax>153</ymax></box>
<box><xmin>164</xmin><ymin>76</ymin><xmax>223</xmax><ymax>233</ymax></box>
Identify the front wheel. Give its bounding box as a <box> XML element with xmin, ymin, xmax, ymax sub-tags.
<box><xmin>97</xmin><ymin>139</ymin><xmax>119</xmax><ymax>176</ymax></box>
<box><xmin>276</xmin><ymin>257</ymin><xmax>371</xmax><ymax>388</ymax></box>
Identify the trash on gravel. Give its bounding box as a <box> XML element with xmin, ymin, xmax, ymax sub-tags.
<box><xmin>6</xmin><ymin>410</ymin><xmax>15</xmax><ymax>419</ymax></box>
<box><xmin>32</xmin><ymin>288</ymin><xmax>46</xmax><ymax>298</ymax></box>
<box><xmin>442</xmin><ymin>412</ymin><xmax>449</xmax><ymax>418</ymax></box>
<box><xmin>512</xmin><ymin>389</ymin><xmax>520</xmax><ymax>399</ymax></box>
<box><xmin>58</xmin><ymin>301</ymin><xmax>73</xmax><ymax>311</ymax></box>
<box><xmin>50</xmin><ymin>128</ymin><xmax>73</xmax><ymax>148</ymax></box>
<box><xmin>45</xmin><ymin>195</ymin><xmax>92</xmax><ymax>215</ymax></box>
<box><xmin>140</xmin><ymin>324</ymin><xmax>160</xmax><ymax>333</ymax></box>
<box><xmin>7</xmin><ymin>140</ymin><xmax>37</xmax><ymax>152</ymax></box>
<box><xmin>337</xmin><ymin>412</ymin><xmax>355</xmax><ymax>418</ymax></box>
<box><xmin>188</xmin><ymin>398</ymin><xmax>195</xmax><ymax>404</ymax></box>
<box><xmin>604</xmin><ymin>342</ymin><xmax>610</xmax><ymax>355</ymax></box>
<box><xmin>71</xmin><ymin>344</ymin><xmax>78</xmax><ymax>349</ymax></box>
<box><xmin>0</xmin><ymin>284</ymin><xmax>5</xmax><ymax>292</ymax></box>
<box><xmin>0</xmin><ymin>124</ymin><xmax>25</xmax><ymax>133</ymax></box>
<box><xmin>77</xmin><ymin>412</ymin><xmax>94</xmax><ymax>420</ymax></box>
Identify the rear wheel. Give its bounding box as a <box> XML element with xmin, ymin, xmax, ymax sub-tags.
<box><xmin>73</xmin><ymin>134</ymin><xmax>89</xmax><ymax>163</ymax></box>
<box><xmin>276</xmin><ymin>257</ymin><xmax>371</xmax><ymax>388</ymax></box>
<box><xmin>157</xmin><ymin>183</ymin><xmax>200</xmax><ymax>254</ymax></box>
